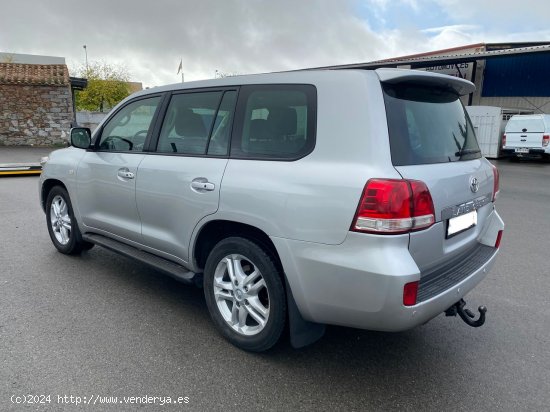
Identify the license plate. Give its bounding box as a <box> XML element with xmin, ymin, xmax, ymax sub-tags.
<box><xmin>515</xmin><ymin>147</ymin><xmax>529</xmax><ymax>153</ymax></box>
<box><xmin>447</xmin><ymin>210</ymin><xmax>477</xmax><ymax>237</ymax></box>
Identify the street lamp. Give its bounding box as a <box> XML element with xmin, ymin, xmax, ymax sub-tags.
<box><xmin>83</xmin><ymin>45</ymin><xmax>89</xmax><ymax>75</ymax></box>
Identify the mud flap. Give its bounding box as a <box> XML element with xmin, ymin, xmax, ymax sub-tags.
<box><xmin>285</xmin><ymin>278</ymin><xmax>325</xmax><ymax>348</ymax></box>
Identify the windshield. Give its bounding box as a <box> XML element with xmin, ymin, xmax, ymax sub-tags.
<box><xmin>383</xmin><ymin>82</ymin><xmax>481</xmax><ymax>165</ymax></box>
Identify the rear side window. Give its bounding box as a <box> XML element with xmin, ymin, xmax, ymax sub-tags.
<box><xmin>383</xmin><ymin>83</ymin><xmax>481</xmax><ymax>165</ymax></box>
<box><xmin>231</xmin><ymin>85</ymin><xmax>316</xmax><ymax>160</ymax></box>
<box><xmin>207</xmin><ymin>91</ymin><xmax>237</xmax><ymax>156</ymax></box>
<box><xmin>157</xmin><ymin>92</ymin><xmax>222</xmax><ymax>154</ymax></box>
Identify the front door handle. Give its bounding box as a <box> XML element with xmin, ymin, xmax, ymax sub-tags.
<box><xmin>117</xmin><ymin>168</ymin><xmax>135</xmax><ymax>179</ymax></box>
<box><xmin>191</xmin><ymin>178</ymin><xmax>215</xmax><ymax>191</ymax></box>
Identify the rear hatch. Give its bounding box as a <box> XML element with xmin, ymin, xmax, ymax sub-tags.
<box><xmin>504</xmin><ymin>115</ymin><xmax>546</xmax><ymax>149</ymax></box>
<box><xmin>379</xmin><ymin>71</ymin><xmax>495</xmax><ymax>274</ymax></box>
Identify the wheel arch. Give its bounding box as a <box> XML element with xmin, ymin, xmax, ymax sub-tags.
<box><xmin>41</xmin><ymin>179</ymin><xmax>67</xmax><ymax>212</ymax></box>
<box><xmin>192</xmin><ymin>220</ymin><xmax>284</xmax><ymax>276</ymax></box>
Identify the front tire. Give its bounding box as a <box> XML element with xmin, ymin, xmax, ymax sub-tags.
<box><xmin>46</xmin><ymin>186</ymin><xmax>93</xmax><ymax>254</ymax></box>
<box><xmin>203</xmin><ymin>237</ymin><xmax>286</xmax><ymax>352</ymax></box>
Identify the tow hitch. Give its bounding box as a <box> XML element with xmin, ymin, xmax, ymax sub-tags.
<box><xmin>445</xmin><ymin>299</ymin><xmax>487</xmax><ymax>327</ymax></box>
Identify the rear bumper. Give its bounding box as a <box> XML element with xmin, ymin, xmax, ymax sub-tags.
<box><xmin>271</xmin><ymin>210</ymin><xmax>504</xmax><ymax>332</ymax></box>
<box><xmin>502</xmin><ymin>147</ymin><xmax>548</xmax><ymax>157</ymax></box>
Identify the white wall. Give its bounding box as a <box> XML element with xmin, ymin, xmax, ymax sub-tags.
<box><xmin>76</xmin><ymin>111</ymin><xmax>107</xmax><ymax>131</ymax></box>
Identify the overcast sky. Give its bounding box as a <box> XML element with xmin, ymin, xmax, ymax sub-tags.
<box><xmin>1</xmin><ymin>0</ymin><xmax>549</xmax><ymax>88</ymax></box>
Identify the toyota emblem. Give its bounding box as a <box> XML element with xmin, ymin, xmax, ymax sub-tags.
<box><xmin>470</xmin><ymin>177</ymin><xmax>479</xmax><ymax>193</ymax></box>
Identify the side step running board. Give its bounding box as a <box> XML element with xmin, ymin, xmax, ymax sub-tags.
<box><xmin>83</xmin><ymin>233</ymin><xmax>200</xmax><ymax>286</ymax></box>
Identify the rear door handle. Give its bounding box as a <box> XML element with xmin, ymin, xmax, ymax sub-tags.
<box><xmin>191</xmin><ymin>178</ymin><xmax>215</xmax><ymax>191</ymax></box>
<box><xmin>117</xmin><ymin>168</ymin><xmax>135</xmax><ymax>179</ymax></box>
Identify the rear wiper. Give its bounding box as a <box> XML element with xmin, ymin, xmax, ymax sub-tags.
<box><xmin>455</xmin><ymin>148</ymin><xmax>481</xmax><ymax>156</ymax></box>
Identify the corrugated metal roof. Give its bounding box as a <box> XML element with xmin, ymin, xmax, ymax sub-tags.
<box><xmin>0</xmin><ymin>63</ymin><xmax>69</xmax><ymax>86</ymax></box>
<box><xmin>310</xmin><ymin>44</ymin><xmax>550</xmax><ymax>70</ymax></box>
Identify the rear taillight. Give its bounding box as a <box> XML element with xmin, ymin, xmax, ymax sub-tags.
<box><xmin>495</xmin><ymin>230</ymin><xmax>503</xmax><ymax>248</ymax></box>
<box><xmin>403</xmin><ymin>281</ymin><xmax>419</xmax><ymax>306</ymax></box>
<box><xmin>351</xmin><ymin>179</ymin><xmax>435</xmax><ymax>234</ymax></box>
<box><xmin>491</xmin><ymin>164</ymin><xmax>500</xmax><ymax>201</ymax></box>
<box><xmin>543</xmin><ymin>134</ymin><xmax>549</xmax><ymax>147</ymax></box>
<box><xmin>502</xmin><ymin>133</ymin><xmax>506</xmax><ymax>147</ymax></box>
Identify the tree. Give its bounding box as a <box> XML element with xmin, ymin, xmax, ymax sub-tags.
<box><xmin>74</xmin><ymin>62</ymin><xmax>131</xmax><ymax>112</ymax></box>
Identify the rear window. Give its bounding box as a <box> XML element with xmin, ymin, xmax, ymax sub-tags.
<box><xmin>383</xmin><ymin>82</ymin><xmax>481</xmax><ymax>165</ymax></box>
<box><xmin>505</xmin><ymin>117</ymin><xmax>544</xmax><ymax>133</ymax></box>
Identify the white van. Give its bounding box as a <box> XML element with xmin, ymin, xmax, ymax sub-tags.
<box><xmin>502</xmin><ymin>114</ymin><xmax>550</xmax><ymax>160</ymax></box>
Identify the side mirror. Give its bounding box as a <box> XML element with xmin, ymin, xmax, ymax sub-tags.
<box><xmin>70</xmin><ymin>127</ymin><xmax>92</xmax><ymax>149</ymax></box>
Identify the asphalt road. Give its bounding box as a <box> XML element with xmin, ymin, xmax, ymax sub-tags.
<box><xmin>1</xmin><ymin>159</ymin><xmax>549</xmax><ymax>411</ymax></box>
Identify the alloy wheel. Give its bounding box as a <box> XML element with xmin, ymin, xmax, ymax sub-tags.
<box><xmin>49</xmin><ymin>195</ymin><xmax>72</xmax><ymax>245</ymax></box>
<box><xmin>213</xmin><ymin>254</ymin><xmax>270</xmax><ymax>336</ymax></box>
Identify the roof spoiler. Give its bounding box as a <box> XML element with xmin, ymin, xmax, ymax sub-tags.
<box><xmin>375</xmin><ymin>68</ymin><xmax>475</xmax><ymax>96</ymax></box>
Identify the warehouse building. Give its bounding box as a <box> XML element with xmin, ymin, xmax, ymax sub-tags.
<box><xmin>317</xmin><ymin>42</ymin><xmax>550</xmax><ymax>114</ymax></box>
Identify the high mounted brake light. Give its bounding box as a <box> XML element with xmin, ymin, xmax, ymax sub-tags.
<box><xmin>351</xmin><ymin>179</ymin><xmax>435</xmax><ymax>234</ymax></box>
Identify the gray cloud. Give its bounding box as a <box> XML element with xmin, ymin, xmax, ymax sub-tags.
<box><xmin>0</xmin><ymin>1</ymin><xmax>374</xmax><ymax>85</ymax></box>
<box><xmin>1</xmin><ymin>0</ymin><xmax>548</xmax><ymax>87</ymax></box>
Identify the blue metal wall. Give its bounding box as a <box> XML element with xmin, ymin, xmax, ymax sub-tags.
<box><xmin>482</xmin><ymin>54</ymin><xmax>550</xmax><ymax>97</ymax></box>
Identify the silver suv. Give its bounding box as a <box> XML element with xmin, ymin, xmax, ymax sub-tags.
<box><xmin>40</xmin><ymin>69</ymin><xmax>504</xmax><ymax>352</ymax></box>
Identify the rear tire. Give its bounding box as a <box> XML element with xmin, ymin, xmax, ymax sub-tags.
<box><xmin>203</xmin><ymin>237</ymin><xmax>286</xmax><ymax>352</ymax></box>
<box><xmin>46</xmin><ymin>186</ymin><xmax>94</xmax><ymax>254</ymax></box>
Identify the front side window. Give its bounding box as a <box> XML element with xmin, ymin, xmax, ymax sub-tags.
<box><xmin>231</xmin><ymin>85</ymin><xmax>316</xmax><ymax>159</ymax></box>
<box><xmin>383</xmin><ymin>83</ymin><xmax>481</xmax><ymax>165</ymax></box>
<box><xmin>98</xmin><ymin>96</ymin><xmax>161</xmax><ymax>152</ymax></box>
<box><xmin>157</xmin><ymin>92</ymin><xmax>223</xmax><ymax>154</ymax></box>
